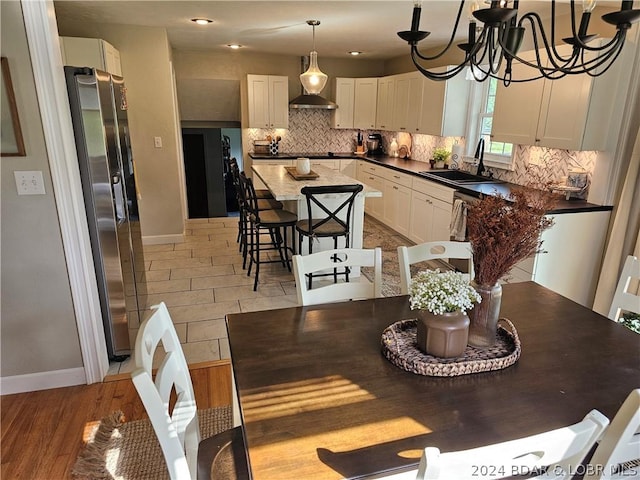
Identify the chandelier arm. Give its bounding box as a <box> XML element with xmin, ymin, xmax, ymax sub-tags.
<box><xmin>515</xmin><ymin>13</ymin><xmax>576</xmax><ymax>67</ymax></box>
<box><xmin>409</xmin><ymin>47</ymin><xmax>468</xmax><ymax>81</ymax></box>
<box><xmin>583</xmin><ymin>43</ymin><xmax>625</xmax><ymax>77</ymax></box>
<box><xmin>411</xmin><ymin>0</ymin><xmax>467</xmax><ymax>62</ymax></box>
<box><xmin>567</xmin><ymin>39</ymin><xmax>626</xmax><ymax>75</ymax></box>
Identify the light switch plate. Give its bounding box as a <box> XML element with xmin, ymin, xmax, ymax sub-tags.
<box><xmin>154</xmin><ymin>136</ymin><xmax>162</xmax><ymax>148</ymax></box>
<box><xmin>14</xmin><ymin>171</ymin><xmax>46</xmax><ymax>195</ymax></box>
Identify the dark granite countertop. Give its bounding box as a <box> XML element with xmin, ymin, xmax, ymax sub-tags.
<box><xmin>249</xmin><ymin>152</ymin><xmax>612</xmax><ymax>215</ymax></box>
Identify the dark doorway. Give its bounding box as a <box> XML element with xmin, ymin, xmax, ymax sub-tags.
<box><xmin>182</xmin><ymin>128</ymin><xmax>227</xmax><ymax>218</ymax></box>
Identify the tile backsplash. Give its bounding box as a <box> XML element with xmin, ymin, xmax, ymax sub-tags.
<box><xmin>245</xmin><ymin>109</ymin><xmax>596</xmax><ymax>198</ymax></box>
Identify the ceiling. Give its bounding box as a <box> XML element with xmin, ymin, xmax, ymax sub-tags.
<box><xmin>52</xmin><ymin>1</ymin><xmax>580</xmax><ymax>61</ymax></box>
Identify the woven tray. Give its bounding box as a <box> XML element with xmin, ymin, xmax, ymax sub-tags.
<box><xmin>284</xmin><ymin>166</ymin><xmax>319</xmax><ymax>180</ymax></box>
<box><xmin>381</xmin><ymin>318</ymin><xmax>521</xmax><ymax>377</ymax></box>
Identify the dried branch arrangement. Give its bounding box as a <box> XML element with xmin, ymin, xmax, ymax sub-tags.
<box><xmin>467</xmin><ymin>188</ymin><xmax>558</xmax><ymax>286</ymax></box>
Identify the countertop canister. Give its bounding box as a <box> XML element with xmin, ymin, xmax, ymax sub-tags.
<box><xmin>296</xmin><ymin>157</ymin><xmax>311</xmax><ymax>175</ymax></box>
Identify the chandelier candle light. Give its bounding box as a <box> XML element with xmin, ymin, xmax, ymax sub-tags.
<box><xmin>398</xmin><ymin>0</ymin><xmax>640</xmax><ymax>85</ymax></box>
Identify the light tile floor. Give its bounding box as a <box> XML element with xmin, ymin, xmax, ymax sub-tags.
<box><xmin>108</xmin><ymin>215</ymin><xmax>408</xmax><ymax>376</ymax></box>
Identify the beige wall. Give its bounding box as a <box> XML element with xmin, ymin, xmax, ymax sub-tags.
<box><xmin>56</xmin><ymin>21</ymin><xmax>185</xmax><ymax>240</ymax></box>
<box><xmin>172</xmin><ymin>49</ymin><xmax>386</xmax><ymax>122</ymax></box>
<box><xmin>1</xmin><ymin>1</ymin><xmax>82</xmax><ymax>377</ymax></box>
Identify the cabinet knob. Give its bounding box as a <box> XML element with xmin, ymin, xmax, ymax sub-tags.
<box><xmin>393</xmin><ymin>186</ymin><xmax>398</xmax><ymax>190</ymax></box>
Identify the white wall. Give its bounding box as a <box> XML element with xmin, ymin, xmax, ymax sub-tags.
<box><xmin>0</xmin><ymin>1</ymin><xmax>82</xmax><ymax>378</ymax></box>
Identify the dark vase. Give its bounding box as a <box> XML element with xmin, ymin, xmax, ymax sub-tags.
<box><xmin>468</xmin><ymin>282</ymin><xmax>502</xmax><ymax>347</ymax></box>
<box><xmin>416</xmin><ymin>310</ymin><xmax>470</xmax><ymax>358</ymax></box>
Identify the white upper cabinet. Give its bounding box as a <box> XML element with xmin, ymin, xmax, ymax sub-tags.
<box><xmin>331</xmin><ymin>78</ymin><xmax>355</xmax><ymax>129</ymax></box>
<box><xmin>375</xmin><ymin>76</ymin><xmax>395</xmax><ymax>130</ymax></box>
<box><xmin>60</xmin><ymin>36</ymin><xmax>122</xmax><ymax>76</ymax></box>
<box><xmin>492</xmin><ymin>44</ymin><xmax>622</xmax><ymax>150</ymax></box>
<box><xmin>392</xmin><ymin>73</ymin><xmax>413</xmax><ymax>133</ymax></box>
<box><xmin>332</xmin><ymin>78</ymin><xmax>378</xmax><ymax>129</ymax></box>
<box><xmin>379</xmin><ymin>69</ymin><xmax>469</xmax><ymax>136</ymax></box>
<box><xmin>418</xmin><ymin>68</ymin><xmax>470</xmax><ymax>137</ymax></box>
<box><xmin>353</xmin><ymin>78</ymin><xmax>378</xmax><ymax>129</ymax></box>
<box><xmin>247</xmin><ymin>74</ymin><xmax>289</xmax><ymax>129</ymax></box>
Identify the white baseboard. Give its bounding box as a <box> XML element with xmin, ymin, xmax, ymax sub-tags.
<box><xmin>0</xmin><ymin>367</ymin><xmax>87</xmax><ymax>395</ymax></box>
<box><xmin>142</xmin><ymin>233</ymin><xmax>184</xmax><ymax>245</ymax></box>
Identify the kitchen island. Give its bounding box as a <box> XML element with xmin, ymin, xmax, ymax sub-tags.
<box><xmin>251</xmin><ymin>164</ymin><xmax>382</xmax><ymax>262</ymax></box>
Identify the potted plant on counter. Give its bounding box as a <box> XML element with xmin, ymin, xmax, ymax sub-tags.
<box><xmin>432</xmin><ymin>148</ymin><xmax>451</xmax><ymax>169</ymax></box>
<box><xmin>409</xmin><ymin>269</ymin><xmax>481</xmax><ymax>358</ymax></box>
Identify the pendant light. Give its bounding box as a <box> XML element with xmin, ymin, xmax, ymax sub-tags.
<box><xmin>300</xmin><ymin>20</ymin><xmax>328</xmax><ymax>94</ymax></box>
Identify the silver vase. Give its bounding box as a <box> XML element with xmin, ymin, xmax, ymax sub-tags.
<box><xmin>468</xmin><ymin>282</ymin><xmax>502</xmax><ymax>347</ymax></box>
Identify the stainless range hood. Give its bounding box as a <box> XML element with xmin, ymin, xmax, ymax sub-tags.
<box><xmin>289</xmin><ymin>93</ymin><xmax>337</xmax><ymax>109</ymax></box>
<box><xmin>289</xmin><ymin>56</ymin><xmax>337</xmax><ymax>110</ymax></box>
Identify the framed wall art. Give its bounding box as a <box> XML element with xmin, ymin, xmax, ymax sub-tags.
<box><xmin>1</xmin><ymin>56</ymin><xmax>26</xmax><ymax>157</ymax></box>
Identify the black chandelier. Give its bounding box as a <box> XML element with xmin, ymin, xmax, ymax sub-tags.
<box><xmin>398</xmin><ymin>0</ymin><xmax>640</xmax><ymax>85</ymax></box>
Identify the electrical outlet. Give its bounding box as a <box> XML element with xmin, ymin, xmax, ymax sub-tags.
<box><xmin>14</xmin><ymin>171</ymin><xmax>46</xmax><ymax>195</ymax></box>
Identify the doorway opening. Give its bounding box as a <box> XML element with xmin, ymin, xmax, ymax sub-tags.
<box><xmin>181</xmin><ymin>127</ymin><xmax>242</xmax><ymax>218</ymax></box>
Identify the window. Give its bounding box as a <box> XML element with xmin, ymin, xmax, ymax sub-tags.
<box><xmin>466</xmin><ymin>76</ymin><xmax>514</xmax><ymax>168</ymax></box>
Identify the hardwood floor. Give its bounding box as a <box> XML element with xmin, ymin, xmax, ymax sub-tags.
<box><xmin>0</xmin><ymin>361</ymin><xmax>232</xmax><ymax>479</ymax></box>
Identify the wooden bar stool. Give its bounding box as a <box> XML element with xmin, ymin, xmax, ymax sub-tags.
<box><xmin>295</xmin><ymin>184</ymin><xmax>363</xmax><ymax>288</ymax></box>
<box><xmin>240</xmin><ymin>172</ymin><xmax>297</xmax><ymax>291</ymax></box>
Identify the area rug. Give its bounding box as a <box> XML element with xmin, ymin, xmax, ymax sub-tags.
<box><xmin>361</xmin><ymin>216</ymin><xmax>445</xmax><ymax>297</ymax></box>
<box><xmin>72</xmin><ymin>406</ymin><xmax>232</xmax><ymax>480</ymax></box>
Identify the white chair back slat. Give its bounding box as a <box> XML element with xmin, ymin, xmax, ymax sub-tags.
<box><xmin>608</xmin><ymin>255</ymin><xmax>640</xmax><ymax>321</ymax></box>
<box><xmin>398</xmin><ymin>242</ymin><xmax>474</xmax><ymax>295</ymax></box>
<box><xmin>131</xmin><ymin>302</ymin><xmax>200</xmax><ymax>480</ymax></box>
<box><xmin>584</xmin><ymin>389</ymin><xmax>640</xmax><ymax>480</ymax></box>
<box><xmin>412</xmin><ymin>410</ymin><xmax>609</xmax><ymax>480</ymax></box>
<box><xmin>293</xmin><ymin>248</ymin><xmax>382</xmax><ymax>306</ymax></box>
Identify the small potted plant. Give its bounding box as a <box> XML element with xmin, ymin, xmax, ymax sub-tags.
<box><xmin>432</xmin><ymin>148</ymin><xmax>451</xmax><ymax>169</ymax></box>
<box><xmin>409</xmin><ymin>269</ymin><xmax>481</xmax><ymax>357</ymax></box>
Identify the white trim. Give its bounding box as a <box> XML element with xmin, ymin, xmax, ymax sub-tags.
<box><xmin>0</xmin><ymin>368</ymin><xmax>87</xmax><ymax>395</ymax></box>
<box><xmin>21</xmin><ymin>0</ymin><xmax>109</xmax><ymax>383</ymax></box>
<box><xmin>142</xmin><ymin>233</ymin><xmax>185</xmax><ymax>245</ymax></box>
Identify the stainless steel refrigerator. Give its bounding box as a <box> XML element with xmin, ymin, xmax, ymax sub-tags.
<box><xmin>65</xmin><ymin>67</ymin><xmax>142</xmax><ymax>360</ymax></box>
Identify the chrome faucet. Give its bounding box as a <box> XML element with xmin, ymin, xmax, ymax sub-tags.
<box><xmin>474</xmin><ymin>138</ymin><xmax>486</xmax><ymax>177</ymax></box>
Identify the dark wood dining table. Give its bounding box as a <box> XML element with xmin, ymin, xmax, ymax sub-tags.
<box><xmin>225</xmin><ymin>281</ymin><xmax>640</xmax><ymax>480</ymax></box>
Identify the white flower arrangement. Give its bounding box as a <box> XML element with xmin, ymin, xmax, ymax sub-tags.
<box><xmin>409</xmin><ymin>269</ymin><xmax>481</xmax><ymax>315</ymax></box>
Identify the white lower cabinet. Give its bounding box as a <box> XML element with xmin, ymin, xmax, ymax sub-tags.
<box><xmin>408</xmin><ymin>190</ymin><xmax>453</xmax><ymax>244</ymax></box>
<box><xmin>357</xmin><ymin>162</ymin><xmax>385</xmax><ymax>219</ymax></box>
<box><xmin>383</xmin><ymin>179</ymin><xmax>411</xmax><ymax>238</ymax></box>
<box><xmin>409</xmin><ymin>177</ymin><xmax>455</xmax><ymax>243</ymax></box>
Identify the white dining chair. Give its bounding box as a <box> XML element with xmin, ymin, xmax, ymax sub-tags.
<box><xmin>292</xmin><ymin>247</ymin><xmax>382</xmax><ymax>306</ymax></box>
<box><xmin>131</xmin><ymin>302</ymin><xmax>248</xmax><ymax>480</ymax></box>
<box><xmin>398</xmin><ymin>241</ymin><xmax>474</xmax><ymax>295</ymax></box>
<box><xmin>608</xmin><ymin>255</ymin><xmax>640</xmax><ymax>322</ymax></box>
<box><xmin>412</xmin><ymin>410</ymin><xmax>609</xmax><ymax>480</ymax></box>
<box><xmin>583</xmin><ymin>389</ymin><xmax>640</xmax><ymax>480</ymax></box>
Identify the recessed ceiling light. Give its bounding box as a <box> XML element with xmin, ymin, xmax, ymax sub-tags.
<box><xmin>348</xmin><ymin>51</ymin><xmax>363</xmax><ymax>56</ymax></box>
<box><xmin>191</xmin><ymin>18</ymin><xmax>213</xmax><ymax>25</ymax></box>
<box><xmin>227</xmin><ymin>44</ymin><xmax>242</xmax><ymax>49</ymax></box>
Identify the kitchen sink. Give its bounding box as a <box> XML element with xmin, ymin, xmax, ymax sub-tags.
<box><xmin>418</xmin><ymin>170</ymin><xmax>504</xmax><ymax>184</ymax></box>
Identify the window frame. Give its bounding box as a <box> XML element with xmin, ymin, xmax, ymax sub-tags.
<box><xmin>464</xmin><ymin>76</ymin><xmax>515</xmax><ymax>170</ymax></box>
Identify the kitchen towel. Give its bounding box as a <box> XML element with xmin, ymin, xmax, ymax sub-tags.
<box><xmin>450</xmin><ymin>198</ymin><xmax>467</xmax><ymax>241</ymax></box>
